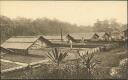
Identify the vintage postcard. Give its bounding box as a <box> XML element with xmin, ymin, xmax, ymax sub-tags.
<box><xmin>0</xmin><ymin>0</ymin><xmax>127</xmax><ymax>79</ymax></box>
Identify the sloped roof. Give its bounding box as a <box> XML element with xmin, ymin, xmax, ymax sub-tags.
<box><xmin>1</xmin><ymin>43</ymin><xmax>34</xmax><ymax>49</ymax></box>
<box><xmin>111</xmin><ymin>31</ymin><xmax>124</xmax><ymax>36</ymax></box>
<box><xmin>69</xmin><ymin>33</ymin><xmax>95</xmax><ymax>40</ymax></box>
<box><xmin>43</xmin><ymin>35</ymin><xmax>67</xmax><ymax>42</ymax></box>
<box><xmin>6</xmin><ymin>36</ymin><xmax>38</xmax><ymax>43</ymax></box>
<box><xmin>43</xmin><ymin>36</ymin><xmax>62</xmax><ymax>40</ymax></box>
<box><xmin>69</xmin><ymin>33</ymin><xmax>85</xmax><ymax>39</ymax></box>
<box><xmin>1</xmin><ymin>36</ymin><xmax>40</xmax><ymax>50</ymax></box>
<box><xmin>96</xmin><ymin>32</ymin><xmax>106</xmax><ymax>37</ymax></box>
<box><xmin>85</xmin><ymin>33</ymin><xmax>96</xmax><ymax>39</ymax></box>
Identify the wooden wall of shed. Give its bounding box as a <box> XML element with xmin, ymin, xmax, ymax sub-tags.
<box><xmin>9</xmin><ymin>49</ymin><xmax>28</xmax><ymax>55</ymax></box>
<box><xmin>124</xmin><ymin>39</ymin><xmax>128</xmax><ymax>48</ymax></box>
<box><xmin>29</xmin><ymin>40</ymin><xmax>48</xmax><ymax>50</ymax></box>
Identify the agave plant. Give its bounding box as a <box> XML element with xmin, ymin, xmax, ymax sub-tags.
<box><xmin>77</xmin><ymin>50</ymin><xmax>101</xmax><ymax>78</ymax></box>
<box><xmin>47</xmin><ymin>48</ymin><xmax>68</xmax><ymax>67</ymax></box>
<box><xmin>47</xmin><ymin>48</ymin><xmax>69</xmax><ymax>78</ymax></box>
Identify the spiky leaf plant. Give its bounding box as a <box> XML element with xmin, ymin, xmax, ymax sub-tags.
<box><xmin>77</xmin><ymin>50</ymin><xmax>101</xmax><ymax>78</ymax></box>
<box><xmin>47</xmin><ymin>48</ymin><xmax>68</xmax><ymax>67</ymax></box>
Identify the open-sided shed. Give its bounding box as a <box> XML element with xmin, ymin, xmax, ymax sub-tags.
<box><xmin>1</xmin><ymin>36</ymin><xmax>51</xmax><ymax>55</ymax></box>
<box><xmin>123</xmin><ymin>29</ymin><xmax>128</xmax><ymax>48</ymax></box>
<box><xmin>66</xmin><ymin>33</ymin><xmax>100</xmax><ymax>43</ymax></box>
<box><xmin>43</xmin><ymin>35</ymin><xmax>65</xmax><ymax>43</ymax></box>
<box><xmin>96</xmin><ymin>32</ymin><xmax>112</xmax><ymax>41</ymax></box>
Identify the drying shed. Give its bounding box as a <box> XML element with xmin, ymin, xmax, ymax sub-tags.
<box><xmin>43</xmin><ymin>35</ymin><xmax>63</xmax><ymax>41</ymax></box>
<box><xmin>42</xmin><ymin>35</ymin><xmax>67</xmax><ymax>44</ymax></box>
<box><xmin>0</xmin><ymin>47</ymin><xmax>15</xmax><ymax>57</ymax></box>
<box><xmin>111</xmin><ymin>31</ymin><xmax>123</xmax><ymax>41</ymax></box>
<box><xmin>91</xmin><ymin>33</ymin><xmax>100</xmax><ymax>41</ymax></box>
<box><xmin>1</xmin><ymin>36</ymin><xmax>51</xmax><ymax>55</ymax></box>
<box><xmin>101</xmin><ymin>32</ymin><xmax>112</xmax><ymax>41</ymax></box>
<box><xmin>123</xmin><ymin>29</ymin><xmax>128</xmax><ymax>48</ymax></box>
<box><xmin>66</xmin><ymin>34</ymin><xmax>78</xmax><ymax>43</ymax></box>
<box><xmin>66</xmin><ymin>33</ymin><xmax>98</xmax><ymax>43</ymax></box>
<box><xmin>123</xmin><ymin>29</ymin><xmax>128</xmax><ymax>40</ymax></box>
<box><xmin>95</xmin><ymin>32</ymin><xmax>112</xmax><ymax>41</ymax></box>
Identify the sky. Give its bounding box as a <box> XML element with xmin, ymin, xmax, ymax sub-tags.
<box><xmin>0</xmin><ymin>1</ymin><xmax>127</xmax><ymax>26</ymax></box>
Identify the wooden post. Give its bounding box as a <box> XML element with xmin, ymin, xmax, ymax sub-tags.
<box><xmin>69</xmin><ymin>40</ymin><xmax>72</xmax><ymax>49</ymax></box>
<box><xmin>60</xmin><ymin>27</ymin><xmax>63</xmax><ymax>42</ymax></box>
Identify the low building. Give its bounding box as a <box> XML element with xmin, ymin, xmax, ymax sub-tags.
<box><xmin>0</xmin><ymin>47</ymin><xmax>14</xmax><ymax>57</ymax></box>
<box><xmin>43</xmin><ymin>35</ymin><xmax>65</xmax><ymax>43</ymax></box>
<box><xmin>95</xmin><ymin>32</ymin><xmax>105</xmax><ymax>40</ymax></box>
<box><xmin>66</xmin><ymin>33</ymin><xmax>97</xmax><ymax>43</ymax></box>
<box><xmin>123</xmin><ymin>29</ymin><xmax>128</xmax><ymax>48</ymax></box>
<box><xmin>66</xmin><ymin>32</ymin><xmax>112</xmax><ymax>43</ymax></box>
<box><xmin>66</xmin><ymin>34</ymin><xmax>79</xmax><ymax>43</ymax></box>
<box><xmin>91</xmin><ymin>33</ymin><xmax>100</xmax><ymax>41</ymax></box>
<box><xmin>111</xmin><ymin>31</ymin><xmax>124</xmax><ymax>41</ymax></box>
<box><xmin>1</xmin><ymin>36</ymin><xmax>51</xmax><ymax>55</ymax></box>
<box><xmin>123</xmin><ymin>29</ymin><xmax>128</xmax><ymax>40</ymax></box>
<box><xmin>102</xmin><ymin>32</ymin><xmax>112</xmax><ymax>41</ymax></box>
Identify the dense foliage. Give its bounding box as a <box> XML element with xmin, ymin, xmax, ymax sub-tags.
<box><xmin>93</xmin><ymin>19</ymin><xmax>127</xmax><ymax>32</ymax></box>
<box><xmin>0</xmin><ymin>15</ymin><xmax>92</xmax><ymax>43</ymax></box>
<box><xmin>0</xmin><ymin>15</ymin><xmax>127</xmax><ymax>43</ymax></box>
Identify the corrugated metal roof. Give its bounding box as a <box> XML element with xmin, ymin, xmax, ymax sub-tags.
<box><xmin>69</xmin><ymin>33</ymin><xmax>95</xmax><ymax>39</ymax></box>
<box><xmin>43</xmin><ymin>36</ymin><xmax>62</xmax><ymax>40</ymax></box>
<box><xmin>43</xmin><ymin>35</ymin><xmax>67</xmax><ymax>42</ymax></box>
<box><xmin>69</xmin><ymin>32</ymin><xmax>110</xmax><ymax>40</ymax></box>
<box><xmin>1</xmin><ymin>36</ymin><xmax>40</xmax><ymax>50</ymax></box>
<box><xmin>1</xmin><ymin>42</ymin><xmax>33</xmax><ymax>49</ymax></box>
<box><xmin>96</xmin><ymin>32</ymin><xmax>105</xmax><ymax>37</ymax></box>
<box><xmin>85</xmin><ymin>33</ymin><xmax>96</xmax><ymax>39</ymax></box>
<box><xmin>6</xmin><ymin>36</ymin><xmax>39</xmax><ymax>43</ymax></box>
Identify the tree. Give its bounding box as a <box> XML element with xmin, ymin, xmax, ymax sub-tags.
<box><xmin>93</xmin><ymin>19</ymin><xmax>102</xmax><ymax>32</ymax></box>
<box><xmin>93</xmin><ymin>19</ymin><xmax>123</xmax><ymax>32</ymax></box>
<box><xmin>109</xmin><ymin>19</ymin><xmax>121</xmax><ymax>31</ymax></box>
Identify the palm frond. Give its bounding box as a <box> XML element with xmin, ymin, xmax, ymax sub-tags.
<box><xmin>58</xmin><ymin>53</ymin><xmax>63</xmax><ymax>62</ymax></box>
<box><xmin>47</xmin><ymin>52</ymin><xmax>56</xmax><ymax>63</ymax></box>
<box><xmin>52</xmin><ymin>48</ymin><xmax>56</xmax><ymax>59</ymax></box>
<box><xmin>54</xmin><ymin>48</ymin><xmax>59</xmax><ymax>60</ymax></box>
<box><xmin>62</xmin><ymin>52</ymin><xmax>68</xmax><ymax>60</ymax></box>
<box><xmin>47</xmin><ymin>48</ymin><xmax>69</xmax><ymax>66</ymax></box>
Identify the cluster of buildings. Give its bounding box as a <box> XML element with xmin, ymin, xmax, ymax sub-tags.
<box><xmin>0</xmin><ymin>29</ymin><xmax>127</xmax><ymax>75</ymax></box>
<box><xmin>66</xmin><ymin>31</ymin><xmax>126</xmax><ymax>43</ymax></box>
<box><xmin>0</xmin><ymin>29</ymin><xmax>127</xmax><ymax>55</ymax></box>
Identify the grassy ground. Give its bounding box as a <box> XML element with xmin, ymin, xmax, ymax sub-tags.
<box><xmin>1</xmin><ymin>48</ymin><xmax>127</xmax><ymax>79</ymax></box>
<box><xmin>1</xmin><ymin>54</ymin><xmax>46</xmax><ymax>64</ymax></box>
<box><xmin>1</xmin><ymin>61</ymin><xmax>21</xmax><ymax>70</ymax></box>
<box><xmin>95</xmin><ymin>48</ymin><xmax>127</xmax><ymax>67</ymax></box>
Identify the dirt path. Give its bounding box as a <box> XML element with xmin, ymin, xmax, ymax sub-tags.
<box><xmin>1</xmin><ymin>59</ymin><xmax>28</xmax><ymax>66</ymax></box>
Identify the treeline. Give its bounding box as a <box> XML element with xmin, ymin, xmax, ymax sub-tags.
<box><xmin>0</xmin><ymin>15</ymin><xmax>92</xmax><ymax>43</ymax></box>
<box><xmin>0</xmin><ymin>15</ymin><xmax>127</xmax><ymax>43</ymax></box>
<box><xmin>93</xmin><ymin>19</ymin><xmax>127</xmax><ymax>32</ymax></box>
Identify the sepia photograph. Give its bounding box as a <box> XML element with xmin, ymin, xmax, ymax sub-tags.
<box><xmin>0</xmin><ymin>0</ymin><xmax>127</xmax><ymax>79</ymax></box>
